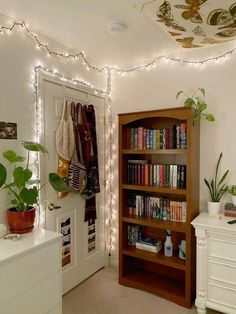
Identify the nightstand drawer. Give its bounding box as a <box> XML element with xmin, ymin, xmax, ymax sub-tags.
<box><xmin>209</xmin><ymin>236</ymin><xmax>236</xmax><ymax>262</ymax></box>
<box><xmin>209</xmin><ymin>261</ymin><xmax>236</xmax><ymax>286</ymax></box>
<box><xmin>208</xmin><ymin>281</ymin><xmax>236</xmax><ymax>308</ymax></box>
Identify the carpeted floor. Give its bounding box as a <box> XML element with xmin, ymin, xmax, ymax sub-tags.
<box><xmin>63</xmin><ymin>266</ymin><xmax>221</xmax><ymax>314</ymax></box>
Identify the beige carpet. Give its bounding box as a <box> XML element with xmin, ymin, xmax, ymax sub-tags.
<box><xmin>63</xmin><ymin>266</ymin><xmax>221</xmax><ymax>314</ymax></box>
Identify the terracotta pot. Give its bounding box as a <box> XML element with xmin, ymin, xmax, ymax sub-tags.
<box><xmin>7</xmin><ymin>207</ymin><xmax>36</xmax><ymax>234</ymax></box>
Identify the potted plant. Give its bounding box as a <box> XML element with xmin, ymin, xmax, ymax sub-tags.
<box><xmin>228</xmin><ymin>185</ymin><xmax>236</xmax><ymax>205</ymax></box>
<box><xmin>176</xmin><ymin>88</ymin><xmax>215</xmax><ymax>126</ymax></box>
<box><xmin>204</xmin><ymin>152</ymin><xmax>229</xmax><ymax>216</ymax></box>
<box><xmin>0</xmin><ymin>141</ymin><xmax>68</xmax><ymax>233</ymax></box>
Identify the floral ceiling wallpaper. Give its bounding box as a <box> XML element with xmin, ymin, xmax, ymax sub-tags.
<box><xmin>136</xmin><ymin>0</ymin><xmax>236</xmax><ymax>48</ymax></box>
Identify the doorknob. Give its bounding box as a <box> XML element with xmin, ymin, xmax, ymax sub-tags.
<box><xmin>48</xmin><ymin>203</ymin><xmax>61</xmax><ymax>211</ymax></box>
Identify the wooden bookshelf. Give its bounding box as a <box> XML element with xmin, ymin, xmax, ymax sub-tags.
<box><xmin>119</xmin><ymin>107</ymin><xmax>200</xmax><ymax>308</ymax></box>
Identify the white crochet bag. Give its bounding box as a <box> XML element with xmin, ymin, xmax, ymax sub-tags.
<box><xmin>56</xmin><ymin>101</ymin><xmax>75</xmax><ymax>161</ymax></box>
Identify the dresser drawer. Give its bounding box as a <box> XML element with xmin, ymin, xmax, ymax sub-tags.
<box><xmin>208</xmin><ymin>281</ymin><xmax>236</xmax><ymax>309</ymax></box>
<box><xmin>209</xmin><ymin>236</ymin><xmax>236</xmax><ymax>262</ymax></box>
<box><xmin>209</xmin><ymin>260</ymin><xmax>236</xmax><ymax>286</ymax></box>
<box><xmin>0</xmin><ymin>241</ymin><xmax>60</xmax><ymax>305</ymax></box>
<box><xmin>1</xmin><ymin>272</ymin><xmax>60</xmax><ymax>314</ymax></box>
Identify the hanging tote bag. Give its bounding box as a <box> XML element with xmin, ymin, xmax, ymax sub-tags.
<box><xmin>68</xmin><ymin>102</ymin><xmax>87</xmax><ymax>192</ymax></box>
<box><xmin>56</xmin><ymin>100</ymin><xmax>75</xmax><ymax>198</ymax></box>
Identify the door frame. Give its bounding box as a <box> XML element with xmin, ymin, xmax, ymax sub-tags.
<box><xmin>36</xmin><ymin>69</ymin><xmax>110</xmax><ymax>266</ymax></box>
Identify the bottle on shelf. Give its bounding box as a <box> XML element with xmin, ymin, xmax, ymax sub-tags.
<box><xmin>164</xmin><ymin>229</ymin><xmax>173</xmax><ymax>257</ymax></box>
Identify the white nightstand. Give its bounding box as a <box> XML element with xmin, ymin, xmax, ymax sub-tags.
<box><xmin>0</xmin><ymin>228</ymin><xmax>62</xmax><ymax>314</ymax></box>
<box><xmin>192</xmin><ymin>212</ymin><xmax>236</xmax><ymax>314</ymax></box>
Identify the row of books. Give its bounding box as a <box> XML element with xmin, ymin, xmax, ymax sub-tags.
<box><xmin>127</xmin><ymin>160</ymin><xmax>186</xmax><ymax>189</ymax></box>
<box><xmin>127</xmin><ymin>224</ymin><xmax>162</xmax><ymax>253</ymax></box>
<box><xmin>127</xmin><ymin>194</ymin><xmax>186</xmax><ymax>222</ymax></box>
<box><xmin>125</xmin><ymin>124</ymin><xmax>187</xmax><ymax>150</ymax></box>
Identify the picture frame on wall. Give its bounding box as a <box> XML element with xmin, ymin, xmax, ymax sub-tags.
<box><xmin>0</xmin><ymin>122</ymin><xmax>17</xmax><ymax>139</ymax></box>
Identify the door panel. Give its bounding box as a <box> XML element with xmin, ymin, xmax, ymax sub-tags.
<box><xmin>42</xmin><ymin>80</ymin><xmax>105</xmax><ymax>294</ymax></box>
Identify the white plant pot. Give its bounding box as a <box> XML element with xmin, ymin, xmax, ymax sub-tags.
<box><xmin>208</xmin><ymin>201</ymin><xmax>221</xmax><ymax>217</ymax></box>
<box><xmin>231</xmin><ymin>195</ymin><xmax>236</xmax><ymax>206</ymax></box>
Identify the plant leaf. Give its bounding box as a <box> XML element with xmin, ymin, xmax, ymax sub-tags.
<box><xmin>0</xmin><ymin>163</ymin><xmax>7</xmax><ymax>188</ymax></box>
<box><xmin>206</xmin><ymin>113</ymin><xmax>215</xmax><ymax>122</ymax></box>
<box><xmin>184</xmin><ymin>98</ymin><xmax>195</xmax><ymax>108</ymax></box>
<box><xmin>48</xmin><ymin>173</ymin><xmax>68</xmax><ymax>192</ymax></box>
<box><xmin>19</xmin><ymin>186</ymin><xmax>38</xmax><ymax>205</ymax></box>
<box><xmin>11</xmin><ymin>199</ymin><xmax>18</xmax><ymax>205</ymax></box>
<box><xmin>22</xmin><ymin>141</ymin><xmax>48</xmax><ymax>154</ymax></box>
<box><xmin>198</xmin><ymin>88</ymin><xmax>205</xmax><ymax>97</ymax></box>
<box><xmin>218</xmin><ymin>170</ymin><xmax>229</xmax><ymax>186</ymax></box>
<box><xmin>13</xmin><ymin>167</ymin><xmax>32</xmax><ymax>186</ymax></box>
<box><xmin>214</xmin><ymin>153</ymin><xmax>222</xmax><ymax>195</ymax></box>
<box><xmin>3</xmin><ymin>150</ymin><xmax>25</xmax><ymax>163</ymax></box>
<box><xmin>176</xmin><ymin>91</ymin><xmax>183</xmax><ymax>99</ymax></box>
<box><xmin>197</xmin><ymin>100</ymin><xmax>207</xmax><ymax>112</ymax></box>
<box><xmin>204</xmin><ymin>178</ymin><xmax>213</xmax><ymax>200</ymax></box>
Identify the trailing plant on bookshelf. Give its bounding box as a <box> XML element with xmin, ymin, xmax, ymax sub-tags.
<box><xmin>176</xmin><ymin>88</ymin><xmax>215</xmax><ymax>126</ymax></box>
<box><xmin>119</xmin><ymin>107</ymin><xmax>200</xmax><ymax>308</ymax></box>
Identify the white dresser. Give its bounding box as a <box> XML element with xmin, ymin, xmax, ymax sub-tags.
<box><xmin>0</xmin><ymin>228</ymin><xmax>62</xmax><ymax>314</ymax></box>
<box><xmin>192</xmin><ymin>212</ymin><xmax>236</xmax><ymax>314</ymax></box>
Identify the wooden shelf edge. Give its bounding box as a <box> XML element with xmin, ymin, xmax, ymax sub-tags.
<box><xmin>119</xmin><ymin>272</ymin><xmax>187</xmax><ymax>308</ymax></box>
<box><xmin>122</xmin><ymin>247</ymin><xmax>186</xmax><ymax>271</ymax></box>
<box><xmin>122</xmin><ymin>184</ymin><xmax>186</xmax><ymax>195</ymax></box>
<box><xmin>122</xmin><ymin>215</ymin><xmax>187</xmax><ymax>233</ymax></box>
<box><xmin>122</xmin><ymin>149</ymin><xmax>187</xmax><ymax>155</ymax></box>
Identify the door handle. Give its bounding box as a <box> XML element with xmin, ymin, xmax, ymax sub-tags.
<box><xmin>48</xmin><ymin>203</ymin><xmax>61</xmax><ymax>211</ymax></box>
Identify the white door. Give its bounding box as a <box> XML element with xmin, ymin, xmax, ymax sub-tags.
<box><xmin>41</xmin><ymin>79</ymin><xmax>106</xmax><ymax>294</ymax></box>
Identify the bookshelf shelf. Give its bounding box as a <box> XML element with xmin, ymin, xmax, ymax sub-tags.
<box><xmin>122</xmin><ymin>184</ymin><xmax>186</xmax><ymax>195</ymax></box>
<box><xmin>122</xmin><ymin>247</ymin><xmax>186</xmax><ymax>270</ymax></box>
<box><xmin>120</xmin><ymin>271</ymin><xmax>186</xmax><ymax>307</ymax></box>
<box><xmin>119</xmin><ymin>107</ymin><xmax>199</xmax><ymax>308</ymax></box>
<box><xmin>122</xmin><ymin>215</ymin><xmax>187</xmax><ymax>233</ymax></box>
<box><xmin>122</xmin><ymin>148</ymin><xmax>187</xmax><ymax>155</ymax></box>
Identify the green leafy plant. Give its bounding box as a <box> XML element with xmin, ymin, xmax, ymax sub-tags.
<box><xmin>0</xmin><ymin>141</ymin><xmax>68</xmax><ymax>211</ymax></box>
<box><xmin>204</xmin><ymin>153</ymin><xmax>229</xmax><ymax>202</ymax></box>
<box><xmin>228</xmin><ymin>185</ymin><xmax>236</xmax><ymax>196</ymax></box>
<box><xmin>176</xmin><ymin>88</ymin><xmax>215</xmax><ymax>126</ymax></box>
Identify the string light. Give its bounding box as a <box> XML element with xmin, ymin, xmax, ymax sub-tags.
<box><xmin>2</xmin><ymin>18</ymin><xmax>236</xmax><ymax>258</ymax></box>
<box><xmin>0</xmin><ymin>20</ymin><xmax>235</xmax><ymax>76</ymax></box>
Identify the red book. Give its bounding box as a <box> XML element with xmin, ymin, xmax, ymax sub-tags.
<box><xmin>138</xmin><ymin>127</ymin><xmax>144</xmax><ymax>150</ymax></box>
<box><xmin>165</xmin><ymin>128</ymin><xmax>170</xmax><ymax>149</ymax></box>
<box><xmin>159</xmin><ymin>165</ymin><xmax>163</xmax><ymax>186</ymax></box>
<box><xmin>144</xmin><ymin>164</ymin><xmax>149</xmax><ymax>185</ymax></box>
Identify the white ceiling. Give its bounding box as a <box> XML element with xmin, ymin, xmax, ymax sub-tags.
<box><xmin>0</xmin><ymin>0</ymin><xmax>234</xmax><ymax>67</ymax></box>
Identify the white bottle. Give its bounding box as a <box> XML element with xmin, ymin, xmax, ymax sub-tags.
<box><xmin>164</xmin><ymin>230</ymin><xmax>173</xmax><ymax>257</ymax></box>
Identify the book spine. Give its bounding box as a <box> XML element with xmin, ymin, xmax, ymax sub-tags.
<box><xmin>156</xmin><ymin>129</ymin><xmax>160</xmax><ymax>149</ymax></box>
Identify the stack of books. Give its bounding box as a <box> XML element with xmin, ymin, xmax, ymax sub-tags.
<box><xmin>135</xmin><ymin>237</ymin><xmax>162</xmax><ymax>253</ymax></box>
<box><xmin>225</xmin><ymin>203</ymin><xmax>236</xmax><ymax>217</ymax></box>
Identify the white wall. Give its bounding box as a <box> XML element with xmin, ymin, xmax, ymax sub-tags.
<box><xmin>0</xmin><ymin>12</ymin><xmax>236</xmax><ymax>267</ymax></box>
<box><xmin>0</xmin><ymin>13</ymin><xmax>107</xmax><ymax>223</ymax></box>
<box><xmin>110</xmin><ymin>47</ymin><xmax>236</xmax><ymax>265</ymax></box>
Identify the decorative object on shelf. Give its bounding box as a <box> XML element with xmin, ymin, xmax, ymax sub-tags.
<box><xmin>204</xmin><ymin>152</ymin><xmax>229</xmax><ymax>217</ymax></box>
<box><xmin>164</xmin><ymin>229</ymin><xmax>173</xmax><ymax>257</ymax></box>
<box><xmin>176</xmin><ymin>88</ymin><xmax>215</xmax><ymax>125</ymax></box>
<box><xmin>224</xmin><ymin>202</ymin><xmax>236</xmax><ymax>217</ymax></box>
<box><xmin>228</xmin><ymin>185</ymin><xmax>236</xmax><ymax>205</ymax></box>
<box><xmin>178</xmin><ymin>240</ymin><xmax>186</xmax><ymax>260</ymax></box>
<box><xmin>0</xmin><ymin>141</ymin><xmax>68</xmax><ymax>234</ymax></box>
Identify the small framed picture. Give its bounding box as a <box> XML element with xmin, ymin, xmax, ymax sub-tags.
<box><xmin>0</xmin><ymin>122</ymin><xmax>17</xmax><ymax>139</ymax></box>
